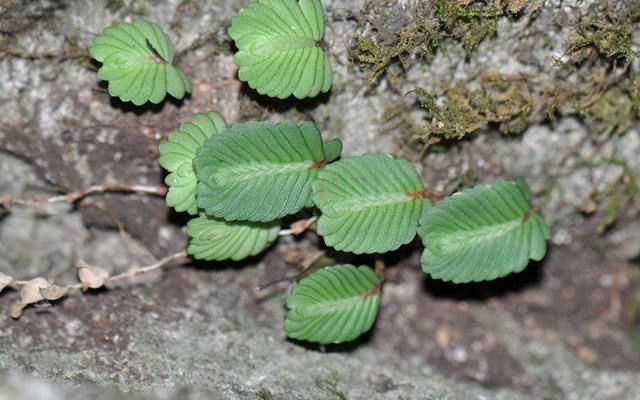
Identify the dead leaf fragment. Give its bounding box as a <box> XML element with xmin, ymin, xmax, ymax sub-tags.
<box><xmin>0</xmin><ymin>273</ymin><xmax>13</xmax><ymax>292</ymax></box>
<box><xmin>10</xmin><ymin>277</ymin><xmax>51</xmax><ymax>319</ymax></box>
<box><xmin>40</xmin><ymin>284</ymin><xmax>71</xmax><ymax>301</ymax></box>
<box><xmin>289</xmin><ymin>217</ymin><xmax>317</xmax><ymax>235</ymax></box>
<box><xmin>436</xmin><ymin>325</ymin><xmax>452</xmax><ymax>349</ymax></box>
<box><xmin>577</xmin><ymin>346</ymin><xmax>597</xmax><ymax>364</ymax></box>
<box><xmin>77</xmin><ymin>261</ymin><xmax>110</xmax><ymax>290</ymax></box>
<box><xmin>10</xmin><ymin>303</ymin><xmax>26</xmax><ymax>319</ymax></box>
<box><xmin>19</xmin><ymin>277</ymin><xmax>49</xmax><ymax>305</ymax></box>
<box><xmin>507</xmin><ymin>0</ymin><xmax>526</xmax><ymax>14</ymax></box>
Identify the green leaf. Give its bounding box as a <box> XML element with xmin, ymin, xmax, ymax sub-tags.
<box><xmin>284</xmin><ymin>264</ymin><xmax>381</xmax><ymax>344</ymax></box>
<box><xmin>186</xmin><ymin>214</ymin><xmax>280</xmax><ymax>261</ymax></box>
<box><xmin>90</xmin><ymin>18</ymin><xmax>192</xmax><ymax>105</ymax></box>
<box><xmin>313</xmin><ymin>154</ymin><xmax>430</xmax><ymax>254</ymax></box>
<box><xmin>158</xmin><ymin>112</ymin><xmax>226</xmax><ymax>214</ymax></box>
<box><xmin>194</xmin><ymin>120</ymin><xmax>326</xmax><ymax>222</ymax></box>
<box><xmin>419</xmin><ymin>178</ymin><xmax>551</xmax><ymax>283</ymax></box>
<box><xmin>323</xmin><ymin>138</ymin><xmax>342</xmax><ymax>162</ymax></box>
<box><xmin>228</xmin><ymin>0</ymin><xmax>332</xmax><ymax>99</ymax></box>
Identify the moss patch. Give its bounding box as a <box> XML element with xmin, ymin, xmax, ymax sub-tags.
<box><xmin>355</xmin><ymin>0</ymin><xmax>638</xmax><ymax>147</ymax></box>
<box><xmin>351</xmin><ymin>0</ymin><xmax>546</xmax><ymax>88</ymax></box>
<box><xmin>389</xmin><ymin>69</ymin><xmax>639</xmax><ymax>148</ymax></box>
<box><xmin>408</xmin><ymin>74</ymin><xmax>533</xmax><ymax>141</ymax></box>
<box><xmin>563</xmin><ymin>2</ymin><xmax>639</xmax><ymax>68</ymax></box>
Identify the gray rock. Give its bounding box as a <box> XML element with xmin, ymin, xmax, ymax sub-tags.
<box><xmin>0</xmin><ymin>0</ymin><xmax>639</xmax><ymax>399</ymax></box>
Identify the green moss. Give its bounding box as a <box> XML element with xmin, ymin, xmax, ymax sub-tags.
<box><xmin>358</xmin><ymin>0</ymin><xmax>638</xmax><ymax>144</ymax></box>
<box><xmin>575</xmin><ymin>76</ymin><xmax>640</xmax><ymax>138</ymax></box>
<box><xmin>566</xmin><ymin>17</ymin><xmax>635</xmax><ymax>67</ymax></box>
<box><xmin>564</xmin><ymin>0</ymin><xmax>639</xmax><ymax>69</ymax></box>
<box><xmin>402</xmin><ymin>73</ymin><xmax>533</xmax><ymax>145</ymax></box>
<box><xmin>580</xmin><ymin>158</ymin><xmax>639</xmax><ymax>232</ymax></box>
<box><xmin>390</xmin><ymin>67</ymin><xmax>639</xmax><ymax>149</ymax></box>
<box><xmin>105</xmin><ymin>0</ymin><xmax>125</xmax><ymax>12</ymax></box>
<box><xmin>352</xmin><ymin>1</ymin><xmax>548</xmax><ymax>88</ymax></box>
<box><xmin>434</xmin><ymin>0</ymin><xmax>502</xmax><ymax>54</ymax></box>
<box><xmin>256</xmin><ymin>386</ymin><xmax>277</xmax><ymax>400</ymax></box>
<box><xmin>414</xmin><ymin>85</ymin><xmax>485</xmax><ymax>140</ymax></box>
<box><xmin>355</xmin><ymin>21</ymin><xmax>440</xmax><ymax>89</ymax></box>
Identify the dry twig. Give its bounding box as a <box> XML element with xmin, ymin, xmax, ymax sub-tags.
<box><xmin>279</xmin><ymin>216</ymin><xmax>317</xmax><ymax>236</ymax></box>
<box><xmin>1</xmin><ymin>183</ymin><xmax>167</xmax><ymax>209</ymax></box>
<box><xmin>6</xmin><ymin>250</ymin><xmax>188</xmax><ymax>318</ymax></box>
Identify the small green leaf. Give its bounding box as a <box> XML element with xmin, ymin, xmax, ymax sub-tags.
<box><xmin>323</xmin><ymin>138</ymin><xmax>342</xmax><ymax>162</ymax></box>
<box><xmin>284</xmin><ymin>264</ymin><xmax>381</xmax><ymax>344</ymax></box>
<box><xmin>419</xmin><ymin>178</ymin><xmax>551</xmax><ymax>283</ymax></box>
<box><xmin>228</xmin><ymin>0</ymin><xmax>332</xmax><ymax>99</ymax></box>
<box><xmin>90</xmin><ymin>18</ymin><xmax>192</xmax><ymax>105</ymax></box>
<box><xmin>194</xmin><ymin>120</ymin><xmax>325</xmax><ymax>222</ymax></box>
<box><xmin>313</xmin><ymin>154</ymin><xmax>430</xmax><ymax>254</ymax></box>
<box><xmin>159</xmin><ymin>112</ymin><xmax>226</xmax><ymax>214</ymax></box>
<box><xmin>186</xmin><ymin>214</ymin><xmax>280</xmax><ymax>261</ymax></box>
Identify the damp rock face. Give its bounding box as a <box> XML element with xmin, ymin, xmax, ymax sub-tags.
<box><xmin>1</xmin><ymin>1</ymin><xmax>639</xmax><ymax>399</ymax></box>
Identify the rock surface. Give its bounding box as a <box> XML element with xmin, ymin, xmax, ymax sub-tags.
<box><xmin>0</xmin><ymin>0</ymin><xmax>639</xmax><ymax>399</ymax></box>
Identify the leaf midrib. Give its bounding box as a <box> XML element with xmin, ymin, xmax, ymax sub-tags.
<box><xmin>122</xmin><ymin>51</ymin><xmax>168</xmax><ymax>67</ymax></box>
<box><xmin>212</xmin><ymin>160</ymin><xmax>314</xmax><ymax>184</ymax></box>
<box><xmin>438</xmin><ymin>218</ymin><xmax>524</xmax><ymax>251</ymax></box>
<box><xmin>264</xmin><ymin>35</ymin><xmax>317</xmax><ymax>48</ymax></box>
<box><xmin>298</xmin><ymin>292</ymin><xmax>374</xmax><ymax>316</ymax></box>
<box><xmin>249</xmin><ymin>35</ymin><xmax>317</xmax><ymax>56</ymax></box>
<box><xmin>325</xmin><ymin>192</ymin><xmax>417</xmax><ymax>214</ymax></box>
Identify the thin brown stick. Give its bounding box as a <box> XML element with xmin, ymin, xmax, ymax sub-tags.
<box><xmin>1</xmin><ymin>48</ymin><xmax>89</xmax><ymax>61</ymax></box>
<box><xmin>105</xmin><ymin>250</ymin><xmax>188</xmax><ymax>284</ymax></box>
<box><xmin>374</xmin><ymin>257</ymin><xmax>385</xmax><ymax>281</ymax></box>
<box><xmin>12</xmin><ymin>251</ymin><xmax>188</xmax><ymax>290</ymax></box>
<box><xmin>2</xmin><ymin>183</ymin><xmax>167</xmax><ymax>209</ymax></box>
<box><xmin>368</xmin><ymin>257</ymin><xmax>386</xmax><ymax>297</ymax></box>
<box><xmin>406</xmin><ymin>189</ymin><xmax>444</xmax><ymax>202</ymax></box>
<box><xmin>279</xmin><ymin>216</ymin><xmax>317</xmax><ymax>236</ymax></box>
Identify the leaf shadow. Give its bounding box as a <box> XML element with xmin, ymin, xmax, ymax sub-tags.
<box><xmin>320</xmin><ymin>238</ymin><xmax>421</xmax><ymax>269</ymax></box>
<box><xmin>239</xmin><ymin>80</ymin><xmax>332</xmax><ymax>115</ymax></box>
<box><xmin>166</xmin><ymin>204</ymin><xmax>192</xmax><ymax>228</ymax></box>
<box><xmin>285</xmin><ymin>324</ymin><xmax>377</xmax><ymax>353</ymax></box>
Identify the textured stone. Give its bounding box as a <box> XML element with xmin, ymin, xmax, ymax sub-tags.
<box><xmin>0</xmin><ymin>0</ymin><xmax>639</xmax><ymax>399</ymax></box>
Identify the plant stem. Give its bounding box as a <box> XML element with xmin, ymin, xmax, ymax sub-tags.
<box><xmin>102</xmin><ymin>250</ymin><xmax>188</xmax><ymax>284</ymax></box>
<box><xmin>12</xmin><ymin>250</ymin><xmax>188</xmax><ymax>290</ymax></box>
<box><xmin>1</xmin><ymin>183</ymin><xmax>167</xmax><ymax>209</ymax></box>
<box><xmin>278</xmin><ymin>216</ymin><xmax>317</xmax><ymax>236</ymax></box>
<box><xmin>374</xmin><ymin>256</ymin><xmax>385</xmax><ymax>280</ymax></box>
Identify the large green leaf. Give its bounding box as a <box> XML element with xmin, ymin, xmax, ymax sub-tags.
<box><xmin>194</xmin><ymin>120</ymin><xmax>326</xmax><ymax>222</ymax></box>
<box><xmin>90</xmin><ymin>18</ymin><xmax>192</xmax><ymax>105</ymax></box>
<box><xmin>419</xmin><ymin>178</ymin><xmax>550</xmax><ymax>283</ymax></box>
<box><xmin>228</xmin><ymin>0</ymin><xmax>332</xmax><ymax>99</ymax></box>
<box><xmin>158</xmin><ymin>112</ymin><xmax>226</xmax><ymax>214</ymax></box>
<box><xmin>186</xmin><ymin>214</ymin><xmax>280</xmax><ymax>261</ymax></box>
<box><xmin>313</xmin><ymin>154</ymin><xmax>430</xmax><ymax>254</ymax></box>
<box><xmin>284</xmin><ymin>264</ymin><xmax>381</xmax><ymax>344</ymax></box>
